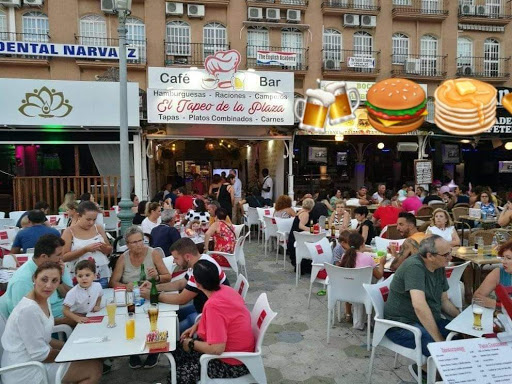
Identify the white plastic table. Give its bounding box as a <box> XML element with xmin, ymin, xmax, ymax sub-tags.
<box><xmin>56</xmin><ymin>311</ymin><xmax>177</xmax><ymax>362</ymax></box>
<box><xmin>445</xmin><ymin>305</ymin><xmax>494</xmax><ymax>337</ymax></box>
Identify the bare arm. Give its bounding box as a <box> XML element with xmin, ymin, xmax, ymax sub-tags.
<box><xmin>372</xmin><ymin>256</ymin><xmax>386</xmax><ymax>280</ymax></box>
<box><xmin>109</xmin><ymin>254</ymin><xmax>132</xmax><ymax>290</ymax></box>
<box><xmin>155</xmin><ymin>277</ymin><xmax>188</xmax><ymax>292</ymax></box>
<box><xmin>42</xmin><ymin>348</ymin><xmax>61</xmax><ymax>363</ymax></box>
<box><xmin>96</xmin><ymin>225</ymin><xmax>113</xmax><ymax>256</ymax></box>
<box><xmin>473</xmin><ymin>268</ymin><xmax>500</xmax><ymax>308</ymax></box>
<box><xmin>10</xmin><ymin>246</ymin><xmax>21</xmax><ymax>255</ymax></box>
<box><xmin>285</xmin><ymin>207</ymin><xmax>296</xmax><ymax>217</ymax></box>
<box><xmin>229</xmin><ymin>186</ymin><xmax>234</xmax><ymax>205</ymax></box>
<box><xmin>410</xmin><ymin>289</ymin><xmax>445</xmax><ymax>342</ymax></box>
<box><xmin>390</xmin><ymin>239</ymin><xmax>416</xmax><ymax>271</ymax></box>
<box><xmin>441</xmin><ymin>291</ymin><xmax>460</xmax><ymax>319</ymax></box>
<box><xmin>498</xmin><ymin>210</ymin><xmax>512</xmax><ymax>227</ymax></box>
<box><xmin>63</xmin><ymin>305</ymin><xmax>87</xmax><ymax>324</ymax></box>
<box><xmin>297</xmin><ymin>212</ymin><xmax>309</xmax><ymax>232</ymax></box>
<box><xmin>360</xmin><ymin>224</ymin><xmax>369</xmax><ymax>243</ymax></box>
<box><xmin>155</xmin><ymin>287</ymin><xmax>197</xmax><ymax>305</ymax></box>
<box><xmin>183</xmin><ymin>339</ymin><xmax>226</xmax><ymax>355</ymax></box>
<box><xmin>150</xmin><ymin>249</ymin><xmax>171</xmax><ymax>283</ymax></box>
<box><xmin>204</xmin><ymin>222</ymin><xmax>217</xmax><ymax>247</ymax></box>
<box><xmin>450</xmin><ymin>228</ymin><xmax>461</xmax><ymax>247</ymax></box>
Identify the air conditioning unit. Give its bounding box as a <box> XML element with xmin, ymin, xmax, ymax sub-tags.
<box><xmin>248</xmin><ymin>7</ymin><xmax>263</xmax><ymax>20</ymax></box>
<box><xmin>360</xmin><ymin>15</ymin><xmax>376</xmax><ymax>28</ymax></box>
<box><xmin>405</xmin><ymin>58</ymin><xmax>421</xmax><ymax>74</ymax></box>
<box><xmin>266</xmin><ymin>8</ymin><xmax>280</xmax><ymax>21</ymax></box>
<box><xmin>476</xmin><ymin>5</ymin><xmax>487</xmax><ymax>16</ymax></box>
<box><xmin>166</xmin><ymin>2</ymin><xmax>184</xmax><ymax>15</ymax></box>
<box><xmin>343</xmin><ymin>14</ymin><xmax>359</xmax><ymax>27</ymax></box>
<box><xmin>187</xmin><ymin>4</ymin><xmax>205</xmax><ymax>17</ymax></box>
<box><xmin>324</xmin><ymin>59</ymin><xmax>337</xmax><ymax>70</ymax></box>
<box><xmin>397</xmin><ymin>142</ymin><xmax>419</xmax><ymax>152</ymax></box>
<box><xmin>459</xmin><ymin>4</ymin><xmax>475</xmax><ymax>16</ymax></box>
<box><xmin>458</xmin><ymin>65</ymin><xmax>473</xmax><ymax>76</ymax></box>
<box><xmin>287</xmin><ymin>9</ymin><xmax>301</xmax><ymax>23</ymax></box>
<box><xmin>23</xmin><ymin>0</ymin><xmax>43</xmax><ymax>6</ymax></box>
<box><xmin>0</xmin><ymin>0</ymin><xmax>21</xmax><ymax>6</ymax></box>
<box><xmin>101</xmin><ymin>0</ymin><xmax>115</xmax><ymax>14</ymax></box>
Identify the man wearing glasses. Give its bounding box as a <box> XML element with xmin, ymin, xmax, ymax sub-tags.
<box><xmin>384</xmin><ymin>235</ymin><xmax>460</xmax><ymax>381</ymax></box>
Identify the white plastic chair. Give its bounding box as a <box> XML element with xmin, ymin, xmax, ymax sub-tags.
<box><xmin>46</xmin><ymin>215</ymin><xmax>65</xmax><ymax>227</ymax></box>
<box><xmin>256</xmin><ymin>207</ymin><xmax>274</xmax><ymax>243</ymax></box>
<box><xmin>0</xmin><ymin>229</ymin><xmax>16</xmax><ymax>244</ymax></box>
<box><xmin>374</xmin><ymin>237</ymin><xmax>406</xmax><ymax>252</ymax></box>
<box><xmin>0</xmin><ymin>219</ymin><xmax>15</xmax><ymax>228</ymax></box>
<box><xmin>162</xmin><ymin>256</ymin><xmax>176</xmax><ymax>276</ymax></box>
<box><xmin>305</xmin><ymin>238</ymin><xmax>332</xmax><ymax>308</ymax></box>
<box><xmin>0</xmin><ymin>212</ymin><xmax>5</xmax><ymax>219</ymax></box>
<box><xmin>233</xmin><ymin>224</ymin><xmax>245</xmax><ymax>239</ymax></box>
<box><xmin>102</xmin><ymin>210</ymin><xmax>120</xmax><ymax>237</ymax></box>
<box><xmin>364</xmin><ymin>276</ymin><xmax>428</xmax><ymax>384</ymax></box>
<box><xmin>293</xmin><ymin>231</ymin><xmax>327</xmax><ymax>286</ymax></box>
<box><xmin>8</xmin><ymin>211</ymin><xmax>25</xmax><ymax>224</ymax></box>
<box><xmin>350</xmin><ymin>218</ymin><xmax>359</xmax><ymax>229</ymax></box>
<box><xmin>325</xmin><ymin>263</ymin><xmax>373</xmax><ymax>349</ymax></box>
<box><xmin>445</xmin><ymin>261</ymin><xmax>470</xmax><ymax>311</ymax></box>
<box><xmin>262</xmin><ymin>216</ymin><xmax>278</xmax><ymax>257</ymax></box>
<box><xmin>2</xmin><ymin>254</ymin><xmax>17</xmax><ymax>269</ymax></box>
<box><xmin>275</xmin><ymin>217</ymin><xmax>295</xmax><ymax>269</ymax></box>
<box><xmin>198</xmin><ymin>293</ymin><xmax>277</xmax><ymax>384</ymax></box>
<box><xmin>233</xmin><ymin>274</ymin><xmax>249</xmax><ymax>300</ymax></box>
<box><xmin>95</xmin><ymin>212</ymin><xmax>104</xmax><ymax>226</ymax></box>
<box><xmin>236</xmin><ymin>232</ymin><xmax>250</xmax><ymax>278</ymax></box>
<box><xmin>245</xmin><ymin>207</ymin><xmax>260</xmax><ymax>243</ymax></box>
<box><xmin>207</xmin><ymin>234</ymin><xmax>246</xmax><ymax>276</ymax></box>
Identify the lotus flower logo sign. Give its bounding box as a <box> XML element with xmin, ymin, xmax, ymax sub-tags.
<box><xmin>18</xmin><ymin>86</ymin><xmax>73</xmax><ymax>118</ymax></box>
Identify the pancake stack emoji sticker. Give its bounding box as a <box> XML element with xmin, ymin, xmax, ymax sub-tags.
<box><xmin>434</xmin><ymin>78</ymin><xmax>497</xmax><ymax>135</ymax></box>
<box><xmin>366</xmin><ymin>79</ymin><xmax>427</xmax><ymax>134</ymax></box>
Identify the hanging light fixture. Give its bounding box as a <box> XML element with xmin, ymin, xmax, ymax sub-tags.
<box><xmin>505</xmin><ymin>142</ymin><xmax>512</xmax><ymax>150</ymax></box>
<box><xmin>377</xmin><ymin>142</ymin><xmax>385</xmax><ymax>149</ymax></box>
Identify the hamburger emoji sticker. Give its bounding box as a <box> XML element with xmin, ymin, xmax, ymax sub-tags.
<box><xmin>366</xmin><ymin>78</ymin><xmax>427</xmax><ymax>134</ymax></box>
<box><xmin>434</xmin><ymin>78</ymin><xmax>497</xmax><ymax>135</ymax></box>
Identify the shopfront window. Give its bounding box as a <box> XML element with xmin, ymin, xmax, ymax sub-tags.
<box><xmin>22</xmin><ymin>11</ymin><xmax>49</xmax><ymax>42</ymax></box>
<box><xmin>281</xmin><ymin>28</ymin><xmax>303</xmax><ymax>67</ymax></box>
<box><xmin>323</xmin><ymin>28</ymin><xmax>342</xmax><ymax>68</ymax></box>
<box><xmin>203</xmin><ymin>22</ymin><xmax>227</xmax><ymax>59</ymax></box>
<box><xmin>79</xmin><ymin>15</ymin><xmax>107</xmax><ymax>46</ymax></box>
<box><xmin>126</xmin><ymin>17</ymin><xmax>146</xmax><ymax>62</ymax></box>
<box><xmin>392</xmin><ymin>33</ymin><xmax>409</xmax><ymax>64</ymax></box>
<box><xmin>247</xmin><ymin>26</ymin><xmax>269</xmax><ymax>58</ymax></box>
<box><xmin>166</xmin><ymin>20</ymin><xmax>191</xmax><ymax>56</ymax></box>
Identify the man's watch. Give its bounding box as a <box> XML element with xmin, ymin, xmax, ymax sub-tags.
<box><xmin>188</xmin><ymin>338</ymin><xmax>195</xmax><ymax>352</ymax></box>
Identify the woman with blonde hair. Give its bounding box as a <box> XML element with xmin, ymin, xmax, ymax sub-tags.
<box><xmin>58</xmin><ymin>191</ymin><xmax>76</xmax><ymax>213</ymax></box>
<box><xmin>425</xmin><ymin>208</ymin><xmax>460</xmax><ymax>247</ymax></box>
<box><xmin>141</xmin><ymin>202</ymin><xmax>162</xmax><ymax>234</ymax></box>
<box><xmin>328</xmin><ymin>200</ymin><xmax>350</xmax><ymax>230</ymax></box>
<box><xmin>274</xmin><ymin>195</ymin><xmax>296</xmax><ymax>218</ymax></box>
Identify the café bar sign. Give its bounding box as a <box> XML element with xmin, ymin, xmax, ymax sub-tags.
<box><xmin>0</xmin><ymin>78</ymin><xmax>140</xmax><ymax>127</ymax></box>
<box><xmin>0</xmin><ymin>41</ymin><xmax>139</xmax><ymax>60</ymax></box>
<box><xmin>147</xmin><ymin>50</ymin><xmax>295</xmax><ymax>125</ymax></box>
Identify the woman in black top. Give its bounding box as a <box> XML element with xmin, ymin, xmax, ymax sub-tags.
<box><xmin>287</xmin><ymin>198</ymin><xmax>315</xmax><ymax>273</ymax></box>
<box><xmin>132</xmin><ymin>200</ymin><xmax>147</xmax><ymax>225</ymax></box>
<box><xmin>217</xmin><ymin>175</ymin><xmax>234</xmax><ymax>219</ymax></box>
<box><xmin>354</xmin><ymin>206</ymin><xmax>375</xmax><ymax>245</ymax></box>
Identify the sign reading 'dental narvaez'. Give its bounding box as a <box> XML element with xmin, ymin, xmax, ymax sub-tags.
<box><xmin>0</xmin><ymin>78</ymin><xmax>140</xmax><ymax>127</ymax></box>
<box><xmin>347</xmin><ymin>57</ymin><xmax>375</xmax><ymax>69</ymax></box>
<box><xmin>257</xmin><ymin>51</ymin><xmax>297</xmax><ymax>66</ymax></box>
<box><xmin>0</xmin><ymin>41</ymin><xmax>139</xmax><ymax>60</ymax></box>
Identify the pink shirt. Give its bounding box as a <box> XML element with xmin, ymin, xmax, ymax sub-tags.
<box><xmin>401</xmin><ymin>196</ymin><xmax>423</xmax><ymax>214</ymax></box>
<box><xmin>197</xmin><ymin>285</ymin><xmax>255</xmax><ymax>365</ymax></box>
<box><xmin>341</xmin><ymin>252</ymin><xmax>376</xmax><ymax>268</ymax></box>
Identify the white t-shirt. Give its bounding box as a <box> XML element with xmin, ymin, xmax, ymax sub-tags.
<box><xmin>63</xmin><ymin>282</ymin><xmax>103</xmax><ymax>314</ymax></box>
<box><xmin>427</xmin><ymin>225</ymin><xmax>455</xmax><ymax>242</ymax></box>
<box><xmin>346</xmin><ymin>198</ymin><xmax>361</xmax><ymax>207</ymax></box>
<box><xmin>372</xmin><ymin>192</ymin><xmax>384</xmax><ymax>204</ymax></box>
<box><xmin>141</xmin><ymin>217</ymin><xmax>161</xmax><ymax>234</ymax></box>
<box><xmin>261</xmin><ymin>176</ymin><xmax>273</xmax><ymax>200</ymax></box>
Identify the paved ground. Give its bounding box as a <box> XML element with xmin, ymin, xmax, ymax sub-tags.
<box><xmin>101</xmin><ymin>235</ymin><xmax>416</xmax><ymax>384</ymax></box>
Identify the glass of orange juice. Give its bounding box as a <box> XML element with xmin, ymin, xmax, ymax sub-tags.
<box><xmin>106</xmin><ymin>299</ymin><xmax>117</xmax><ymax>328</ymax></box>
<box><xmin>125</xmin><ymin>312</ymin><xmax>135</xmax><ymax>339</ymax></box>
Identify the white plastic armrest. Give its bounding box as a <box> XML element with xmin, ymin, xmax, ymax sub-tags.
<box><xmin>199</xmin><ymin>352</ymin><xmax>262</xmax><ymax>383</ymax></box>
<box><xmin>373</xmin><ymin>317</ymin><xmax>423</xmax><ymax>349</ymax></box>
<box><xmin>163</xmin><ymin>353</ymin><xmax>177</xmax><ymax>384</ymax></box>
<box><xmin>206</xmin><ymin>251</ymin><xmax>235</xmax><ymax>258</ymax></box>
<box><xmin>52</xmin><ymin>324</ymin><xmax>72</xmax><ymax>338</ymax></box>
<box><xmin>0</xmin><ymin>361</ymin><xmax>49</xmax><ymax>384</ymax></box>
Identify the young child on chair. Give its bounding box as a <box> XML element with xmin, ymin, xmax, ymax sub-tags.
<box><xmin>63</xmin><ymin>259</ymin><xmax>103</xmax><ymax>324</ymax></box>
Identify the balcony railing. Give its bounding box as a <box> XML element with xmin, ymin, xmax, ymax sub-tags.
<box><xmin>456</xmin><ymin>56</ymin><xmax>510</xmax><ymax>80</ymax></box>
<box><xmin>247</xmin><ymin>0</ymin><xmax>308</xmax><ymax>5</ymax></box>
<box><xmin>322</xmin><ymin>49</ymin><xmax>380</xmax><ymax>76</ymax></box>
<box><xmin>164</xmin><ymin>42</ymin><xmax>230</xmax><ymax>66</ymax></box>
<box><xmin>392</xmin><ymin>0</ymin><xmax>449</xmax><ymax>18</ymax></box>
<box><xmin>0</xmin><ymin>32</ymin><xmax>50</xmax><ymax>60</ymax></box>
<box><xmin>246</xmin><ymin>45</ymin><xmax>308</xmax><ymax>71</ymax></box>
<box><xmin>391</xmin><ymin>54</ymin><xmax>447</xmax><ymax>78</ymax></box>
<box><xmin>458</xmin><ymin>2</ymin><xmax>512</xmax><ymax>21</ymax></box>
<box><xmin>74</xmin><ymin>35</ymin><xmax>146</xmax><ymax>64</ymax></box>
<box><xmin>322</xmin><ymin>0</ymin><xmax>380</xmax><ymax>11</ymax></box>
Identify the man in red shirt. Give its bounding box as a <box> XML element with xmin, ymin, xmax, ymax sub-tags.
<box><xmin>372</xmin><ymin>199</ymin><xmax>402</xmax><ymax>232</ymax></box>
<box><xmin>175</xmin><ymin>187</ymin><xmax>195</xmax><ymax>213</ymax></box>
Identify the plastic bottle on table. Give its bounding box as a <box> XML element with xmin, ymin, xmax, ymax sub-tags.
<box><xmin>133</xmin><ymin>281</ymin><xmax>144</xmax><ymax>306</ymax></box>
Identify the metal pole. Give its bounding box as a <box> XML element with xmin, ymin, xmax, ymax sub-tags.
<box><xmin>117</xmin><ymin>9</ymin><xmax>134</xmax><ymax>235</ymax></box>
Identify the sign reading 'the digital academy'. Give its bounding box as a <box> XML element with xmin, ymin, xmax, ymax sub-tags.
<box><xmin>147</xmin><ymin>50</ymin><xmax>294</xmax><ymax>125</ymax></box>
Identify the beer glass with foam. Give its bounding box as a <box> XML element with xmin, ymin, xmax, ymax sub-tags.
<box><xmin>472</xmin><ymin>298</ymin><xmax>484</xmax><ymax>330</ymax></box>
<box><xmin>324</xmin><ymin>82</ymin><xmax>361</xmax><ymax>125</ymax></box>
<box><xmin>148</xmin><ymin>303</ymin><xmax>159</xmax><ymax>332</ymax></box>
<box><xmin>106</xmin><ymin>299</ymin><xmax>117</xmax><ymax>328</ymax></box>
<box><xmin>294</xmin><ymin>89</ymin><xmax>335</xmax><ymax>132</ymax></box>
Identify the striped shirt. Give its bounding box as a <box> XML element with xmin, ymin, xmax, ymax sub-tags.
<box><xmin>185</xmin><ymin>254</ymin><xmax>230</xmax><ymax>312</ymax></box>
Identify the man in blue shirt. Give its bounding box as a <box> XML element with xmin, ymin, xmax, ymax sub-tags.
<box><xmin>150</xmin><ymin>209</ymin><xmax>181</xmax><ymax>256</ymax></box>
<box><xmin>0</xmin><ymin>234</ymin><xmax>73</xmax><ymax>325</ymax></box>
<box><xmin>11</xmin><ymin>210</ymin><xmax>60</xmax><ymax>254</ymax></box>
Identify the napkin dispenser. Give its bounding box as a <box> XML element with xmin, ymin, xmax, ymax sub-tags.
<box><xmin>114</xmin><ymin>286</ymin><xmax>127</xmax><ymax>306</ymax></box>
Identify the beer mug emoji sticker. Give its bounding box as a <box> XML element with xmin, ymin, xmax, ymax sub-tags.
<box><xmin>294</xmin><ymin>82</ymin><xmax>361</xmax><ymax>133</ymax></box>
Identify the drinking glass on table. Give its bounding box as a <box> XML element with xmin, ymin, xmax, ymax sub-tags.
<box><xmin>106</xmin><ymin>299</ymin><xmax>117</xmax><ymax>328</ymax></box>
<box><xmin>472</xmin><ymin>298</ymin><xmax>484</xmax><ymax>330</ymax></box>
<box><xmin>125</xmin><ymin>313</ymin><xmax>135</xmax><ymax>340</ymax></box>
<box><xmin>148</xmin><ymin>303</ymin><xmax>159</xmax><ymax>332</ymax></box>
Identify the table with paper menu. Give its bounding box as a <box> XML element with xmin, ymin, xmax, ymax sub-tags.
<box><xmin>428</xmin><ymin>337</ymin><xmax>512</xmax><ymax>384</ymax></box>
